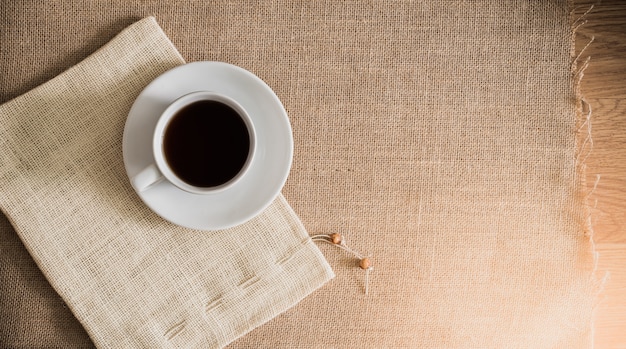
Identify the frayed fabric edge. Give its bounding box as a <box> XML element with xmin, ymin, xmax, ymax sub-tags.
<box><xmin>570</xmin><ymin>3</ymin><xmax>608</xmax><ymax>348</ymax></box>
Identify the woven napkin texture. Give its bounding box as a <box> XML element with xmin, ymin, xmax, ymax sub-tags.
<box><xmin>0</xmin><ymin>17</ymin><xmax>334</xmax><ymax>348</ymax></box>
<box><xmin>1</xmin><ymin>1</ymin><xmax>597</xmax><ymax>348</ymax></box>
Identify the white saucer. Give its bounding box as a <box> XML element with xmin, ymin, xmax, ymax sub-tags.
<box><xmin>122</xmin><ymin>61</ymin><xmax>293</xmax><ymax>230</ymax></box>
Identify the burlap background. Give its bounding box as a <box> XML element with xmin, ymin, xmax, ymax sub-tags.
<box><xmin>1</xmin><ymin>1</ymin><xmax>595</xmax><ymax>348</ymax></box>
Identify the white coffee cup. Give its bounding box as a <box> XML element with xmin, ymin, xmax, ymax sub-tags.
<box><xmin>131</xmin><ymin>91</ymin><xmax>256</xmax><ymax>194</ymax></box>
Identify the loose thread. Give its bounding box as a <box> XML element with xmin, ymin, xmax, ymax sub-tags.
<box><xmin>571</xmin><ymin>4</ymin><xmax>594</xmax><ymax>27</ymax></box>
<box><xmin>311</xmin><ymin>233</ymin><xmax>373</xmax><ymax>295</ymax></box>
<box><xmin>574</xmin><ymin>36</ymin><xmax>595</xmax><ymax>68</ymax></box>
<box><xmin>575</xmin><ymin>56</ymin><xmax>591</xmax><ymax>87</ymax></box>
<box><xmin>576</xmin><ymin>98</ymin><xmax>593</xmax><ymax>166</ymax></box>
<box><xmin>586</xmin><ymin>174</ymin><xmax>601</xmax><ymax>201</ymax></box>
<box><xmin>364</xmin><ymin>267</ymin><xmax>371</xmax><ymax>295</ymax></box>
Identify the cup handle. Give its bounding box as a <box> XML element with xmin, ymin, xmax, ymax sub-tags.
<box><xmin>131</xmin><ymin>163</ymin><xmax>164</xmax><ymax>192</ymax></box>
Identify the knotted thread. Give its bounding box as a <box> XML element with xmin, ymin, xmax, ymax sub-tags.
<box><xmin>311</xmin><ymin>233</ymin><xmax>373</xmax><ymax>295</ymax></box>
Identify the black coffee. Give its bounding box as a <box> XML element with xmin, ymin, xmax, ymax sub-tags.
<box><xmin>163</xmin><ymin>100</ymin><xmax>250</xmax><ymax>188</ymax></box>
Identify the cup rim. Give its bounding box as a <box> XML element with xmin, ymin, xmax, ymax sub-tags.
<box><xmin>152</xmin><ymin>90</ymin><xmax>256</xmax><ymax>195</ymax></box>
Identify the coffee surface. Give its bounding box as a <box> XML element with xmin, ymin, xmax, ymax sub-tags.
<box><xmin>163</xmin><ymin>100</ymin><xmax>250</xmax><ymax>188</ymax></box>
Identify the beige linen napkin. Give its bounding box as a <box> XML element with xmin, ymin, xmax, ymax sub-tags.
<box><xmin>0</xmin><ymin>17</ymin><xmax>333</xmax><ymax>348</ymax></box>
